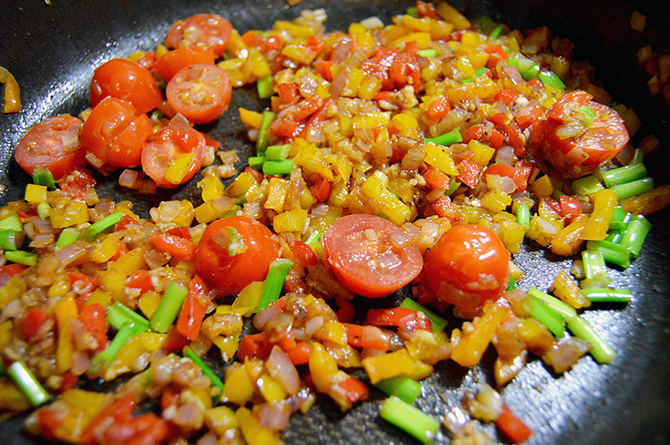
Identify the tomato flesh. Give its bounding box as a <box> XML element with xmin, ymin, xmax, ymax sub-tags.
<box><xmin>166</xmin><ymin>13</ymin><xmax>233</xmax><ymax>57</ymax></box>
<box><xmin>155</xmin><ymin>46</ymin><xmax>216</xmax><ymax>82</ymax></box>
<box><xmin>90</xmin><ymin>58</ymin><xmax>162</xmax><ymax>114</ymax></box>
<box><xmin>323</xmin><ymin>214</ymin><xmax>423</xmax><ymax>298</ymax></box>
<box><xmin>166</xmin><ymin>63</ymin><xmax>232</xmax><ymax>124</ymax></box>
<box><xmin>542</xmin><ymin>90</ymin><xmax>629</xmax><ymax>178</ymax></box>
<box><xmin>425</xmin><ymin>224</ymin><xmax>509</xmax><ymax>314</ymax></box>
<box><xmin>194</xmin><ymin>216</ymin><xmax>281</xmax><ymax>297</ymax></box>
<box><xmin>14</xmin><ymin>115</ymin><xmax>85</xmax><ymax>180</ymax></box>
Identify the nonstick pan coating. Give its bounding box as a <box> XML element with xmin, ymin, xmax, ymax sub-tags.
<box><xmin>1</xmin><ymin>1</ymin><xmax>669</xmax><ymax>444</ymax></box>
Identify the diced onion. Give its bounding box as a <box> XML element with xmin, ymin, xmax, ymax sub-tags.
<box><xmin>266</xmin><ymin>346</ymin><xmax>301</xmax><ymax>395</ymax></box>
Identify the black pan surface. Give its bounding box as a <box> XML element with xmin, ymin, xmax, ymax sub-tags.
<box><xmin>1</xmin><ymin>1</ymin><xmax>670</xmax><ymax>444</ymax></box>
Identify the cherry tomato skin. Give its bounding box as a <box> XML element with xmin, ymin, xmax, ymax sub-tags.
<box><xmin>107</xmin><ymin>113</ymin><xmax>153</xmax><ymax>168</ymax></box>
<box><xmin>166</xmin><ymin>64</ymin><xmax>232</xmax><ymax>124</ymax></box>
<box><xmin>425</xmin><ymin>224</ymin><xmax>509</xmax><ymax>313</ymax></box>
<box><xmin>542</xmin><ymin>90</ymin><xmax>629</xmax><ymax>178</ymax></box>
<box><xmin>140</xmin><ymin>119</ymin><xmax>206</xmax><ymax>188</ymax></box>
<box><xmin>14</xmin><ymin>115</ymin><xmax>85</xmax><ymax>180</ymax></box>
<box><xmin>194</xmin><ymin>216</ymin><xmax>281</xmax><ymax>297</ymax></box>
<box><xmin>166</xmin><ymin>13</ymin><xmax>233</xmax><ymax>57</ymax></box>
<box><xmin>154</xmin><ymin>46</ymin><xmax>216</xmax><ymax>82</ymax></box>
<box><xmin>80</xmin><ymin>97</ymin><xmax>139</xmax><ymax>168</ymax></box>
<box><xmin>90</xmin><ymin>58</ymin><xmax>162</xmax><ymax>115</ymax></box>
<box><xmin>323</xmin><ymin>214</ymin><xmax>423</xmax><ymax>298</ymax></box>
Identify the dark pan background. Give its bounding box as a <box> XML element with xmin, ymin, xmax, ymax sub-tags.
<box><xmin>1</xmin><ymin>0</ymin><xmax>670</xmax><ymax>444</ymax></box>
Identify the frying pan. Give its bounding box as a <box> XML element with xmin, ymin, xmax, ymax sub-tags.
<box><xmin>1</xmin><ymin>0</ymin><xmax>670</xmax><ymax>444</ymax></box>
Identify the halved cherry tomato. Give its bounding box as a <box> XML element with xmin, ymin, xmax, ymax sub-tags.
<box><xmin>154</xmin><ymin>46</ymin><xmax>216</xmax><ymax>82</ymax></box>
<box><xmin>166</xmin><ymin>64</ymin><xmax>232</xmax><ymax>124</ymax></box>
<box><xmin>14</xmin><ymin>115</ymin><xmax>85</xmax><ymax>180</ymax></box>
<box><xmin>543</xmin><ymin>90</ymin><xmax>629</xmax><ymax>178</ymax></box>
<box><xmin>140</xmin><ymin>116</ymin><xmax>206</xmax><ymax>188</ymax></box>
<box><xmin>89</xmin><ymin>58</ymin><xmax>162</xmax><ymax>114</ymax></box>
<box><xmin>323</xmin><ymin>214</ymin><xmax>423</xmax><ymax>298</ymax></box>
<box><xmin>166</xmin><ymin>13</ymin><xmax>233</xmax><ymax>57</ymax></box>
<box><xmin>80</xmin><ymin>97</ymin><xmax>150</xmax><ymax>169</ymax></box>
<box><xmin>425</xmin><ymin>224</ymin><xmax>510</xmax><ymax>313</ymax></box>
<box><xmin>194</xmin><ymin>216</ymin><xmax>281</xmax><ymax>296</ymax></box>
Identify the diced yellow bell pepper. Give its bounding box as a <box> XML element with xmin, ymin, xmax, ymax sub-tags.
<box><xmin>527</xmin><ymin>214</ymin><xmax>562</xmax><ymax>247</ymax></box>
<box><xmin>321</xmin><ymin>320</ymin><xmax>348</xmax><ymax>346</ymax></box>
<box><xmin>48</xmin><ymin>274</ymin><xmax>71</xmax><ymax>298</ymax></box>
<box><xmin>205</xmin><ymin>405</ymin><xmax>238</xmax><ymax>436</ymax></box>
<box><xmin>429</xmin><ymin>19</ymin><xmax>454</xmax><ymax>40</ymax></box>
<box><xmin>227</xmin><ymin>171</ymin><xmax>257</xmax><ymax>198</ymax></box>
<box><xmin>137</xmin><ymin>290</ymin><xmax>160</xmax><ymax>319</ymax></box>
<box><xmin>392</xmin><ymin>32</ymin><xmax>432</xmax><ymax>50</ymax></box>
<box><xmin>90</xmin><ymin>235</ymin><xmax>121</xmax><ymax>264</ymax></box>
<box><xmin>137</xmin><ymin>332</ymin><xmax>167</xmax><ymax>352</ymax></box>
<box><xmin>239</xmin><ymin>108</ymin><xmax>264</xmax><ymax>129</ymax></box>
<box><xmin>360</xmin><ymin>172</ymin><xmax>412</xmax><ymax>225</ymax></box>
<box><xmin>481</xmin><ymin>189</ymin><xmax>512</xmax><ymax>213</ymax></box>
<box><xmin>257</xmin><ymin>374</ymin><xmax>287</xmax><ymax>404</ymax></box>
<box><xmin>422</xmin><ymin>143</ymin><xmax>458</xmax><ymax>176</ymax></box>
<box><xmin>551</xmin><ymin>270</ymin><xmax>591</xmax><ymax>309</ymax></box>
<box><xmin>353</xmin><ymin>112</ymin><xmax>391</xmax><ymax>130</ymax></box>
<box><xmin>195</xmin><ymin>198</ymin><xmax>236</xmax><ymax>224</ymax></box>
<box><xmin>25</xmin><ymin>184</ymin><xmax>47</xmax><ymax>204</ymax></box>
<box><xmin>309</xmin><ymin>342</ymin><xmax>339</xmax><ymax>394</ymax></box>
<box><xmin>85</xmin><ymin>289</ymin><xmax>113</xmax><ymax>308</ymax></box>
<box><xmin>468</xmin><ymin>140</ymin><xmax>495</xmax><ymax>167</ymax></box>
<box><xmin>97</xmin><ymin>268</ymin><xmax>128</xmax><ymax>304</ymax></box>
<box><xmin>264</xmin><ymin>178</ymin><xmax>289</xmax><ymax>212</ymax></box>
<box><xmin>236</xmin><ymin>406</ymin><xmax>280</xmax><ymax>445</ymax></box>
<box><xmin>54</xmin><ymin>295</ymin><xmax>78</xmax><ymax>373</ymax></box>
<box><xmin>233</xmin><ymin>281</ymin><xmax>265</xmax><ymax>316</ymax></box>
<box><xmin>582</xmin><ymin>189</ymin><xmax>617</xmax><ymax>241</ymax></box>
<box><xmin>533</xmin><ymin>175</ymin><xmax>554</xmax><ymax>197</ymax></box>
<box><xmin>52</xmin><ymin>390</ymin><xmax>108</xmax><ymax>443</ymax></box>
<box><xmin>551</xmin><ymin>214</ymin><xmax>588</xmax><ymax>256</ymax></box>
<box><xmin>164</xmin><ymin>152</ymin><xmax>195</xmax><ymax>185</ymax></box>
<box><xmin>50</xmin><ymin>201</ymin><xmax>88</xmax><ymax>229</ymax></box>
<box><xmin>362</xmin><ymin>349</ymin><xmax>416</xmax><ymax>384</ymax></box>
<box><xmin>224</xmin><ymin>364</ymin><xmax>256</xmax><ymax>405</ymax></box>
<box><xmin>199</xmin><ymin>176</ymin><xmax>225</xmax><ymax>203</ymax></box>
<box><xmin>273</xmin><ymin>208</ymin><xmax>308</xmax><ymax>233</ymax></box>
<box><xmin>451</xmin><ymin>303</ymin><xmax>508</xmax><ymax>367</ymax></box>
<box><xmin>213</xmin><ymin>335</ymin><xmax>239</xmax><ymax>361</ymax></box>
<box><xmin>358</xmin><ymin>75</ymin><xmax>382</xmax><ymax>101</ymax></box>
<box><xmin>110</xmin><ymin>246</ymin><xmax>147</xmax><ymax>275</ymax></box>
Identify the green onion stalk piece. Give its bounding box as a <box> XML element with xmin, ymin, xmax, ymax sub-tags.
<box><xmin>523</xmin><ymin>296</ymin><xmax>566</xmax><ymax>337</ymax></box>
<box><xmin>505</xmin><ymin>276</ymin><xmax>517</xmax><ymax>291</ymax></box>
<box><xmin>516</xmin><ymin>203</ymin><xmax>530</xmax><ymax>233</ymax></box>
<box><xmin>214</xmin><ymin>226</ymin><xmax>247</xmax><ymax>257</ymax></box>
<box><xmin>581</xmin><ymin>250</ymin><xmax>607</xmax><ymax>281</ymax></box>
<box><xmin>107</xmin><ymin>301</ymin><xmax>150</xmax><ymax>332</ymax></box>
<box><xmin>4</xmin><ymin>250</ymin><xmax>38</xmax><ymax>266</ymax></box>
<box><xmin>8</xmin><ymin>362</ymin><xmax>50</xmax><ymax>407</ymax></box>
<box><xmin>406</xmin><ymin>6</ymin><xmax>419</xmax><ymax>17</ymax></box>
<box><xmin>575</xmin><ymin>105</ymin><xmax>596</xmax><ymax>127</ymax></box>
<box><xmin>265</xmin><ymin>144</ymin><xmax>291</xmax><ymax>161</ymax></box>
<box><xmin>619</xmin><ymin>214</ymin><xmax>651</xmax><ymax>258</ymax></box>
<box><xmin>586</xmin><ymin>240</ymin><xmax>631</xmax><ymax>269</ymax></box>
<box><xmin>257</xmin><ymin>74</ymin><xmax>274</xmax><ymax>99</ymax></box>
<box><xmin>445</xmin><ymin>177</ymin><xmax>461</xmax><ymax>197</ymax></box>
<box><xmin>304</xmin><ymin>231</ymin><xmax>322</xmax><ymax>246</ymax></box>
<box><xmin>248</xmin><ymin>155</ymin><xmax>267</xmax><ymax>171</ymax></box>
<box><xmin>56</xmin><ymin>227</ymin><xmax>80</xmax><ymax>248</ymax></box>
<box><xmin>418</xmin><ymin>49</ymin><xmax>438</xmax><ymax>58</ymax></box>
<box><xmin>537</xmin><ymin>70</ymin><xmax>566</xmax><ymax>89</ymax></box>
<box><xmin>374</xmin><ymin>376</ymin><xmax>422</xmax><ymax>404</ymax></box>
<box><xmin>571</xmin><ymin>174</ymin><xmax>604</xmax><ymax>196</ymax></box>
<box><xmin>263</xmin><ymin>159</ymin><xmax>295</xmax><ymax>176</ymax></box>
<box><xmin>149</xmin><ymin>281</ymin><xmax>189</xmax><ymax>334</ymax></box>
<box><xmin>581</xmin><ymin>288</ymin><xmax>633</xmax><ymax>303</ymax></box>
<box><xmin>184</xmin><ymin>346</ymin><xmax>225</xmax><ymax>395</ymax></box>
<box><xmin>477</xmin><ymin>16</ymin><xmax>493</xmax><ymax>32</ymax></box>
<box><xmin>527</xmin><ymin>287</ymin><xmax>577</xmax><ymax>320</ymax></box>
<box><xmin>380</xmin><ymin>396</ymin><xmax>440</xmax><ymax>444</ymax></box>
<box><xmin>32</xmin><ymin>167</ymin><xmax>55</xmax><ymax>189</ymax></box>
<box><xmin>0</xmin><ymin>229</ymin><xmax>24</xmax><ymax>251</ymax></box>
<box><xmin>475</xmin><ymin>67</ymin><xmax>490</xmax><ymax>77</ymax></box>
<box><xmin>90</xmin><ymin>322</ymin><xmax>145</xmax><ymax>375</ymax></box>
<box><xmin>36</xmin><ymin>203</ymin><xmax>51</xmax><ymax>220</ymax></box>
<box><xmin>424</xmin><ymin>129</ymin><xmax>462</xmax><ymax>146</ymax></box>
<box><xmin>84</xmin><ymin>212</ymin><xmax>124</xmax><ymax>242</ymax></box>
<box><xmin>0</xmin><ymin>214</ymin><xmax>22</xmax><ymax>232</ymax></box>
<box><xmin>611</xmin><ymin>177</ymin><xmax>654</xmax><ymax>201</ymax></box>
<box><xmin>631</xmin><ymin>148</ymin><xmax>644</xmax><ymax>165</ymax></box>
<box><xmin>255</xmin><ymin>258</ymin><xmax>294</xmax><ymax>313</ymax></box>
<box><xmin>608</xmin><ymin>206</ymin><xmax>630</xmax><ymax>231</ymax></box>
<box><xmin>566</xmin><ymin>316</ymin><xmax>616</xmax><ymax>364</ymax></box>
<box><xmin>515</xmin><ymin>56</ymin><xmax>540</xmax><ymax>80</ymax></box>
<box><xmin>256</xmin><ymin>111</ymin><xmax>276</xmax><ymax>152</ymax></box>
<box><xmin>489</xmin><ymin>24</ymin><xmax>504</xmax><ymax>39</ymax></box>
<box><xmin>401</xmin><ymin>298</ymin><xmax>448</xmax><ymax>332</ymax></box>
<box><xmin>605</xmin><ymin>228</ymin><xmax>624</xmax><ymax>245</ymax></box>
<box><xmin>598</xmin><ymin>163</ymin><xmax>647</xmax><ymax>188</ymax></box>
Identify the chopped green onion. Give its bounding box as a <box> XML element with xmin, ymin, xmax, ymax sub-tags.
<box><xmin>0</xmin><ymin>214</ymin><xmax>22</xmax><ymax>232</ymax></box>
<box><xmin>57</xmin><ymin>227</ymin><xmax>80</xmax><ymax>248</ymax></box>
<box><xmin>305</xmin><ymin>231</ymin><xmax>322</xmax><ymax>246</ymax></box>
<box><xmin>107</xmin><ymin>301</ymin><xmax>150</xmax><ymax>332</ymax></box>
<box><xmin>0</xmin><ymin>229</ymin><xmax>24</xmax><ymax>251</ymax></box>
<box><xmin>586</xmin><ymin>240</ymin><xmax>630</xmax><ymax>268</ymax></box>
<box><xmin>523</xmin><ymin>296</ymin><xmax>566</xmax><ymax>337</ymax></box>
<box><xmin>551</xmin><ymin>187</ymin><xmax>566</xmax><ymax>201</ymax></box>
<box><xmin>32</xmin><ymin>167</ymin><xmax>55</xmax><ymax>189</ymax></box>
<box><xmin>257</xmin><ymin>74</ymin><xmax>274</xmax><ymax>99</ymax></box>
<box><xmin>608</xmin><ymin>206</ymin><xmax>629</xmax><ymax>231</ymax></box>
<box><xmin>537</xmin><ymin>70</ymin><xmax>566</xmax><ymax>89</ymax></box>
<box><xmin>150</xmin><ymin>110</ymin><xmax>164</xmax><ymax>121</ymax></box>
<box><xmin>611</xmin><ymin>177</ymin><xmax>654</xmax><ymax>201</ymax></box>
<box><xmin>90</xmin><ymin>322</ymin><xmax>144</xmax><ymax>374</ymax></box>
<box><xmin>418</xmin><ymin>49</ymin><xmax>437</xmax><ymax>58</ymax></box>
<box><xmin>477</xmin><ymin>16</ymin><xmax>493</xmax><ymax>31</ymax></box>
<box><xmin>516</xmin><ymin>203</ymin><xmax>530</xmax><ymax>232</ymax></box>
<box><xmin>401</xmin><ymin>298</ymin><xmax>448</xmax><ymax>332</ymax></box>
<box><xmin>515</xmin><ymin>57</ymin><xmax>540</xmax><ymax>80</ymax></box>
<box><xmin>374</xmin><ymin>376</ymin><xmax>422</xmax><ymax>404</ymax></box>
<box><xmin>505</xmin><ymin>276</ymin><xmax>517</xmax><ymax>291</ymax></box>
<box><xmin>265</xmin><ymin>144</ymin><xmax>291</xmax><ymax>161</ymax></box>
<box><xmin>256</xmin><ymin>111</ymin><xmax>276</xmax><ymax>152</ymax></box>
<box><xmin>475</xmin><ymin>67</ymin><xmax>490</xmax><ymax>77</ymax></box>
<box><xmin>598</xmin><ymin>163</ymin><xmax>647</xmax><ymax>188</ymax></box>
<box><xmin>256</xmin><ymin>258</ymin><xmax>294</xmax><ymax>313</ymax></box>
<box><xmin>380</xmin><ymin>396</ymin><xmax>440</xmax><ymax>444</ymax></box>
<box><xmin>248</xmin><ymin>155</ymin><xmax>267</xmax><ymax>170</ymax></box>
<box><xmin>631</xmin><ymin>148</ymin><xmax>644</xmax><ymax>165</ymax></box>
<box><xmin>619</xmin><ymin>214</ymin><xmax>651</xmax><ymax>258</ymax></box>
<box><xmin>4</xmin><ymin>250</ymin><xmax>38</xmax><ymax>266</ymax></box>
<box><xmin>8</xmin><ymin>362</ymin><xmax>50</xmax><ymax>407</ymax></box>
<box><xmin>149</xmin><ymin>281</ymin><xmax>189</xmax><ymax>334</ymax></box>
<box><xmin>575</xmin><ymin>105</ymin><xmax>596</xmax><ymax>127</ymax></box>
<box><xmin>605</xmin><ymin>228</ymin><xmax>624</xmax><ymax>244</ymax></box>
<box><xmin>263</xmin><ymin>159</ymin><xmax>295</xmax><ymax>176</ymax></box>
<box><xmin>36</xmin><ymin>203</ymin><xmax>51</xmax><ymax>220</ymax></box>
<box><xmin>582</xmin><ymin>288</ymin><xmax>633</xmax><ymax>303</ymax></box>
<box><xmin>460</xmin><ymin>77</ymin><xmax>473</xmax><ymax>84</ymax></box>
<box><xmin>489</xmin><ymin>24</ymin><xmax>504</xmax><ymax>39</ymax></box>
<box><xmin>566</xmin><ymin>316</ymin><xmax>616</xmax><ymax>364</ymax></box>
<box><xmin>581</xmin><ymin>250</ymin><xmax>607</xmax><ymax>280</ymax></box>
<box><xmin>406</xmin><ymin>6</ymin><xmax>419</xmax><ymax>17</ymax></box>
<box><xmin>424</xmin><ymin>129</ymin><xmax>462</xmax><ymax>146</ymax></box>
<box><xmin>445</xmin><ymin>177</ymin><xmax>461</xmax><ymax>197</ymax></box>
<box><xmin>571</xmin><ymin>174</ymin><xmax>604</xmax><ymax>195</ymax></box>
<box><xmin>84</xmin><ymin>212</ymin><xmax>124</xmax><ymax>242</ymax></box>
<box><xmin>184</xmin><ymin>346</ymin><xmax>224</xmax><ymax>395</ymax></box>
<box><xmin>527</xmin><ymin>287</ymin><xmax>577</xmax><ymax>320</ymax></box>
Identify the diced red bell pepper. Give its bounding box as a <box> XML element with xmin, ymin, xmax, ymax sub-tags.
<box><xmin>494</xmin><ymin>88</ymin><xmax>518</xmax><ymax>106</ymax></box>
<box><xmin>162</xmin><ymin>325</ymin><xmax>190</xmax><ymax>354</ymax></box>
<box><xmin>314</xmin><ymin>58</ymin><xmax>334</xmax><ymax>82</ymax></box>
<box><xmin>67</xmin><ymin>272</ymin><xmax>100</xmax><ymax>291</ymax></box>
<box><xmin>286</xmin><ymin>341</ymin><xmax>313</xmax><ymax>365</ymax></box>
<box><xmin>338</xmin><ymin>376</ymin><xmax>369</xmax><ymax>404</ymax></box>
<box><xmin>21</xmin><ymin>307</ymin><xmax>50</xmax><ymax>340</ymax></box>
<box><xmin>277</xmin><ymin>83</ymin><xmax>299</xmax><ymax>104</ymax></box>
<box><xmin>423</xmin><ymin>167</ymin><xmax>451</xmax><ymax>190</ymax></box>
<box><xmin>458</xmin><ymin>159</ymin><xmax>480</xmax><ymax>189</ymax></box>
<box><xmin>513</xmin><ymin>160</ymin><xmax>533</xmax><ymax>192</ymax></box>
<box><xmin>462</xmin><ymin>125</ymin><xmax>485</xmax><ymax>143</ymax></box>
<box><xmin>487</xmin><ymin>128</ymin><xmax>506</xmax><ymax>149</ymax></box>
<box><xmin>0</xmin><ymin>263</ymin><xmax>27</xmax><ymax>277</ymax></box>
<box><xmin>432</xmin><ymin>195</ymin><xmax>461</xmax><ymax>221</ymax></box>
<box><xmin>560</xmin><ymin>195</ymin><xmax>582</xmax><ymax>220</ymax></box>
<box><xmin>237</xmin><ymin>332</ymin><xmax>273</xmax><ymax>361</ymax></box>
<box><xmin>495</xmin><ymin>403</ymin><xmax>533</xmax><ymax>444</ymax></box>
<box><xmin>367</xmin><ymin>307</ymin><xmax>432</xmax><ymax>332</ymax></box>
<box><xmin>425</xmin><ymin>96</ymin><xmax>451</xmax><ymax>121</ymax></box>
<box><xmin>502</xmin><ymin>122</ymin><xmax>526</xmax><ymax>156</ymax></box>
<box><xmin>114</xmin><ymin>215</ymin><xmax>138</xmax><ymax>232</ymax></box>
<box><xmin>80</xmin><ymin>303</ymin><xmax>109</xmax><ymax>352</ymax></box>
<box><xmin>127</xmin><ymin>270</ymin><xmax>153</xmax><ymax>295</ymax></box>
<box><xmin>292</xmin><ymin>95</ymin><xmax>325</xmax><ymax>122</ymax></box>
<box><xmin>176</xmin><ymin>275</ymin><xmax>209</xmax><ymax>341</ymax></box>
<box><xmin>151</xmin><ymin>232</ymin><xmax>196</xmax><ymax>261</ymax></box>
<box><xmin>416</xmin><ymin>0</ymin><xmax>437</xmax><ymax>17</ymax></box>
<box><xmin>335</xmin><ymin>297</ymin><xmax>355</xmax><ymax>324</ymax></box>
<box><xmin>342</xmin><ymin>323</ymin><xmax>389</xmax><ymax>351</ymax></box>
<box><xmin>309</xmin><ymin>178</ymin><xmax>332</xmax><ymax>203</ymax></box>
